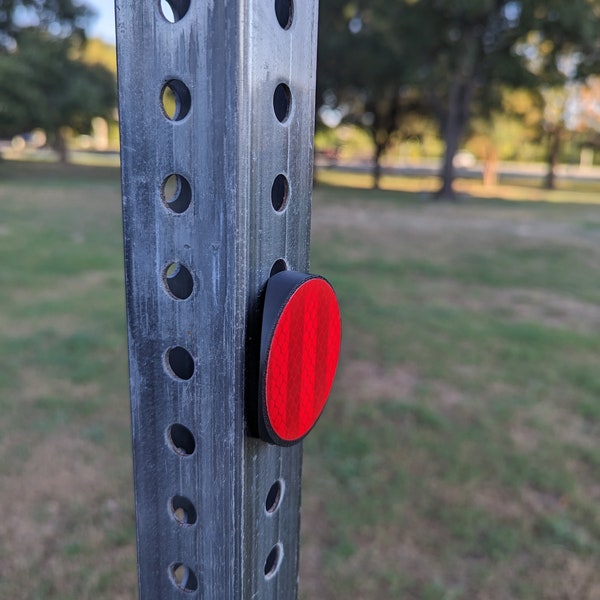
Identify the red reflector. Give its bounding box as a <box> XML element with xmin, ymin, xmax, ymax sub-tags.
<box><xmin>260</xmin><ymin>274</ymin><xmax>341</xmax><ymax>445</ymax></box>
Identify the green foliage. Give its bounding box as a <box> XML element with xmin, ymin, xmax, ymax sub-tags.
<box><xmin>317</xmin><ymin>0</ymin><xmax>600</xmax><ymax>196</ymax></box>
<box><xmin>467</xmin><ymin>87</ymin><xmax>546</xmax><ymax>161</ymax></box>
<box><xmin>80</xmin><ymin>37</ymin><xmax>116</xmax><ymax>74</ymax></box>
<box><xmin>0</xmin><ymin>0</ymin><xmax>92</xmax><ymax>48</ymax></box>
<box><xmin>0</xmin><ymin>29</ymin><xmax>116</xmax><ymax>159</ymax></box>
<box><xmin>318</xmin><ymin>0</ymin><xmax>430</xmax><ymax>186</ymax></box>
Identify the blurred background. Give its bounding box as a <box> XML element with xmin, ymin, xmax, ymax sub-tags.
<box><xmin>1</xmin><ymin>0</ymin><xmax>600</xmax><ymax>598</ymax></box>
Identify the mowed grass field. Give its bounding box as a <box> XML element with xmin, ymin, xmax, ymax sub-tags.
<box><xmin>1</xmin><ymin>161</ymin><xmax>600</xmax><ymax>599</ymax></box>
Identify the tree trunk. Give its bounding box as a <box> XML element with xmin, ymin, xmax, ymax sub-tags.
<box><xmin>435</xmin><ymin>90</ymin><xmax>463</xmax><ymax>200</ymax></box>
<box><xmin>438</xmin><ymin>125</ymin><xmax>460</xmax><ymax>199</ymax></box>
<box><xmin>372</xmin><ymin>142</ymin><xmax>385</xmax><ymax>190</ymax></box>
<box><xmin>52</xmin><ymin>128</ymin><xmax>70</xmax><ymax>164</ymax></box>
<box><xmin>367</xmin><ymin>93</ymin><xmax>401</xmax><ymax>191</ymax></box>
<box><xmin>544</xmin><ymin>126</ymin><xmax>562</xmax><ymax>190</ymax></box>
<box><xmin>429</xmin><ymin>35</ymin><xmax>479</xmax><ymax>201</ymax></box>
<box><xmin>434</xmin><ymin>78</ymin><xmax>474</xmax><ymax>200</ymax></box>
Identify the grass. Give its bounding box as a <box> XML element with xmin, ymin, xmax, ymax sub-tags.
<box><xmin>0</xmin><ymin>161</ymin><xmax>136</xmax><ymax>599</ymax></box>
<box><xmin>2</xmin><ymin>160</ymin><xmax>600</xmax><ymax>598</ymax></box>
<box><xmin>301</xmin><ymin>175</ymin><xmax>600</xmax><ymax>599</ymax></box>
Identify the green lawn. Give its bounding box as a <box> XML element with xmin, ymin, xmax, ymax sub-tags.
<box><xmin>1</xmin><ymin>161</ymin><xmax>600</xmax><ymax>599</ymax></box>
<box><xmin>0</xmin><ymin>162</ymin><xmax>136</xmax><ymax>599</ymax></box>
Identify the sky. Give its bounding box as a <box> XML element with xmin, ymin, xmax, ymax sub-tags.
<box><xmin>85</xmin><ymin>0</ymin><xmax>116</xmax><ymax>44</ymax></box>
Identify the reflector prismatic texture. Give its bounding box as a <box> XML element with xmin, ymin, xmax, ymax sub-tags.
<box><xmin>263</xmin><ymin>275</ymin><xmax>341</xmax><ymax>445</ymax></box>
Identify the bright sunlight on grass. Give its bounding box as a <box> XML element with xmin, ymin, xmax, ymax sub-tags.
<box><xmin>1</xmin><ymin>162</ymin><xmax>600</xmax><ymax>599</ymax></box>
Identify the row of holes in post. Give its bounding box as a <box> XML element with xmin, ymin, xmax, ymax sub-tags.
<box><xmin>165</xmin><ymin>422</ymin><xmax>286</xmax><ymax>590</ymax></box>
<box><xmin>159</xmin><ymin>0</ymin><xmax>293</xmax><ymax>28</ymax></box>
<box><xmin>163</xmin><ymin>257</ymin><xmax>288</xmax><ymax>594</ymax></box>
<box><xmin>158</xmin><ymin>1</ymin><xmax>200</xmax><ymax>593</ymax></box>
<box><xmin>259</xmin><ymin>0</ymin><xmax>297</xmax><ymax>584</ymax></box>
<box><xmin>159</xmin><ymin>81</ymin><xmax>292</xmax><ymax>214</ymax></box>
<box><xmin>157</xmin><ymin>0</ymin><xmax>295</xmax><ymax>592</ymax></box>
<box><xmin>158</xmin><ymin>78</ymin><xmax>292</xmax><ymax>300</ymax></box>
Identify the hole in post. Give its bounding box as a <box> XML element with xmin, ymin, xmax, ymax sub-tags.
<box><xmin>169</xmin><ymin>495</ymin><xmax>198</xmax><ymax>526</ymax></box>
<box><xmin>163</xmin><ymin>262</ymin><xmax>194</xmax><ymax>300</ymax></box>
<box><xmin>271</xmin><ymin>174</ymin><xmax>289</xmax><ymax>212</ymax></box>
<box><xmin>161</xmin><ymin>80</ymin><xmax>191</xmax><ymax>121</ymax></box>
<box><xmin>159</xmin><ymin>0</ymin><xmax>190</xmax><ymax>23</ymax></box>
<box><xmin>169</xmin><ymin>563</ymin><xmax>198</xmax><ymax>592</ymax></box>
<box><xmin>162</xmin><ymin>174</ymin><xmax>192</xmax><ymax>214</ymax></box>
<box><xmin>264</xmin><ymin>544</ymin><xmax>283</xmax><ymax>579</ymax></box>
<box><xmin>273</xmin><ymin>83</ymin><xmax>292</xmax><ymax>123</ymax></box>
<box><xmin>269</xmin><ymin>259</ymin><xmax>287</xmax><ymax>277</ymax></box>
<box><xmin>166</xmin><ymin>346</ymin><xmax>195</xmax><ymax>380</ymax></box>
<box><xmin>167</xmin><ymin>424</ymin><xmax>196</xmax><ymax>456</ymax></box>
<box><xmin>265</xmin><ymin>480</ymin><xmax>284</xmax><ymax>514</ymax></box>
<box><xmin>275</xmin><ymin>0</ymin><xmax>293</xmax><ymax>29</ymax></box>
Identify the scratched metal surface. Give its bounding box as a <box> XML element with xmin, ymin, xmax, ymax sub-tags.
<box><xmin>115</xmin><ymin>0</ymin><xmax>318</xmax><ymax>596</ymax></box>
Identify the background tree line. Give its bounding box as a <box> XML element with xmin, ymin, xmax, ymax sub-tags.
<box><xmin>317</xmin><ymin>0</ymin><xmax>600</xmax><ymax>197</ymax></box>
<box><xmin>0</xmin><ymin>0</ymin><xmax>115</xmax><ymax>162</ymax></box>
<box><xmin>2</xmin><ymin>0</ymin><xmax>600</xmax><ymax>188</ymax></box>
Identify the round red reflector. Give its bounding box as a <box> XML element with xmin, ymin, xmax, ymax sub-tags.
<box><xmin>259</xmin><ymin>273</ymin><xmax>341</xmax><ymax>445</ymax></box>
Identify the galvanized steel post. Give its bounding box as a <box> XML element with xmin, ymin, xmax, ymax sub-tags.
<box><xmin>115</xmin><ymin>0</ymin><xmax>318</xmax><ymax>597</ymax></box>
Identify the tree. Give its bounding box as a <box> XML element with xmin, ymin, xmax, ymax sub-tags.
<box><xmin>408</xmin><ymin>0</ymin><xmax>600</xmax><ymax>197</ymax></box>
<box><xmin>465</xmin><ymin>87</ymin><xmax>544</xmax><ymax>185</ymax></box>
<box><xmin>0</xmin><ymin>0</ymin><xmax>91</xmax><ymax>49</ymax></box>
<box><xmin>317</xmin><ymin>0</ymin><xmax>427</xmax><ymax>189</ymax></box>
<box><xmin>317</xmin><ymin>0</ymin><xmax>600</xmax><ymax>198</ymax></box>
<box><xmin>0</xmin><ymin>29</ymin><xmax>116</xmax><ymax>161</ymax></box>
<box><xmin>80</xmin><ymin>37</ymin><xmax>117</xmax><ymax>75</ymax></box>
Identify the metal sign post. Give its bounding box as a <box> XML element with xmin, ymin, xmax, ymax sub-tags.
<box><xmin>115</xmin><ymin>0</ymin><xmax>319</xmax><ymax>596</ymax></box>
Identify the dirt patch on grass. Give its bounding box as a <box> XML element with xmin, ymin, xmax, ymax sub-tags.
<box><xmin>299</xmin><ymin>483</ymin><xmax>336</xmax><ymax>599</ymax></box>
<box><xmin>0</xmin><ymin>431</ymin><xmax>136</xmax><ymax>598</ymax></box>
<box><xmin>419</xmin><ymin>279</ymin><xmax>600</xmax><ymax>333</ymax></box>
<box><xmin>337</xmin><ymin>359</ymin><xmax>420</xmax><ymax>403</ymax></box>
<box><xmin>336</xmin><ymin>360</ymin><xmax>468</xmax><ymax>414</ymax></box>
<box><xmin>312</xmin><ymin>198</ymin><xmax>600</xmax><ymax>264</ymax></box>
<box><xmin>0</xmin><ymin>435</ymin><xmax>108</xmax><ymax>573</ymax></box>
<box><xmin>11</xmin><ymin>270</ymin><xmax>112</xmax><ymax>305</ymax></box>
<box><xmin>1</xmin><ymin>270</ymin><xmax>113</xmax><ymax>338</ymax></box>
<box><xmin>479</xmin><ymin>550</ymin><xmax>600</xmax><ymax>600</ymax></box>
<box><xmin>18</xmin><ymin>367</ymin><xmax>100</xmax><ymax>404</ymax></box>
<box><xmin>0</xmin><ymin>313</ymin><xmax>86</xmax><ymax>338</ymax></box>
<box><xmin>495</xmin><ymin>288</ymin><xmax>600</xmax><ymax>332</ymax></box>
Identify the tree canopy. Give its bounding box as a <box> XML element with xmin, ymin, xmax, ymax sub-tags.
<box><xmin>0</xmin><ymin>0</ymin><xmax>92</xmax><ymax>49</ymax></box>
<box><xmin>0</xmin><ymin>1</ymin><xmax>114</xmax><ymax>161</ymax></box>
<box><xmin>318</xmin><ymin>0</ymin><xmax>424</xmax><ymax>188</ymax></box>
<box><xmin>0</xmin><ymin>29</ymin><xmax>116</xmax><ymax>161</ymax></box>
<box><xmin>317</xmin><ymin>0</ymin><xmax>600</xmax><ymax>197</ymax></box>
